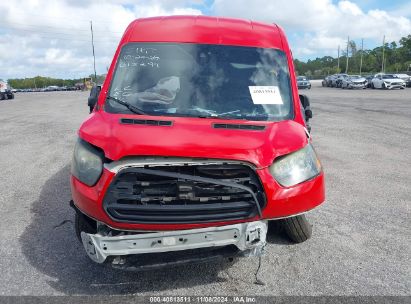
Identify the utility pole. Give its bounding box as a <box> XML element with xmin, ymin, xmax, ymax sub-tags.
<box><xmin>381</xmin><ymin>35</ymin><xmax>385</xmax><ymax>73</ymax></box>
<box><xmin>359</xmin><ymin>38</ymin><xmax>364</xmax><ymax>75</ymax></box>
<box><xmin>345</xmin><ymin>36</ymin><xmax>349</xmax><ymax>73</ymax></box>
<box><xmin>337</xmin><ymin>45</ymin><xmax>340</xmax><ymax>72</ymax></box>
<box><xmin>90</xmin><ymin>21</ymin><xmax>97</xmax><ymax>83</ymax></box>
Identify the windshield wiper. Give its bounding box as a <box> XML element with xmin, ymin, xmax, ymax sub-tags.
<box><xmin>106</xmin><ymin>96</ymin><xmax>147</xmax><ymax>115</ymax></box>
<box><xmin>188</xmin><ymin>108</ymin><xmax>244</xmax><ymax>120</ymax></box>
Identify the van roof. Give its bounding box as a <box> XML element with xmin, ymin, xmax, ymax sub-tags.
<box><xmin>123</xmin><ymin>15</ymin><xmax>285</xmax><ymax>50</ymax></box>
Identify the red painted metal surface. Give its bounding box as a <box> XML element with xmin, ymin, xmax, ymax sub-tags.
<box><xmin>71</xmin><ymin>170</ymin><xmax>325</xmax><ymax>231</ymax></box>
<box><xmin>79</xmin><ymin>112</ymin><xmax>308</xmax><ymax>168</ymax></box>
<box><xmin>71</xmin><ymin>16</ymin><xmax>325</xmax><ymax>231</ymax></box>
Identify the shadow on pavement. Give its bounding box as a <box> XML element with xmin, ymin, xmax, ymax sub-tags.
<box><xmin>20</xmin><ymin>165</ymin><xmax>234</xmax><ymax>295</ymax></box>
<box><xmin>266</xmin><ymin>221</ymin><xmax>291</xmax><ymax>245</ymax></box>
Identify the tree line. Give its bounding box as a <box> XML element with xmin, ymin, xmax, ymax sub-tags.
<box><xmin>294</xmin><ymin>35</ymin><xmax>411</xmax><ymax>78</ymax></box>
<box><xmin>7</xmin><ymin>74</ymin><xmax>106</xmax><ymax>89</ymax></box>
<box><xmin>6</xmin><ymin>36</ymin><xmax>411</xmax><ymax>87</ymax></box>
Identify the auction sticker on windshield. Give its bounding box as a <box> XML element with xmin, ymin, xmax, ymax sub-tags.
<box><xmin>248</xmin><ymin>86</ymin><xmax>283</xmax><ymax>105</ymax></box>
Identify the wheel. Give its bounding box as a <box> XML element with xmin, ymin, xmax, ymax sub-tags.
<box><xmin>4</xmin><ymin>94</ymin><xmax>8</xmax><ymax>100</ymax></box>
<box><xmin>400</xmin><ymin>87</ymin><xmax>405</xmax><ymax>90</ymax></box>
<box><xmin>281</xmin><ymin>214</ymin><xmax>312</xmax><ymax>243</ymax></box>
<box><xmin>0</xmin><ymin>93</ymin><xmax>4</xmax><ymax>100</ymax></box>
<box><xmin>371</xmin><ymin>83</ymin><xmax>375</xmax><ymax>89</ymax></box>
<box><xmin>75</xmin><ymin>211</ymin><xmax>97</xmax><ymax>242</ymax></box>
<box><xmin>382</xmin><ymin>83</ymin><xmax>386</xmax><ymax>89</ymax></box>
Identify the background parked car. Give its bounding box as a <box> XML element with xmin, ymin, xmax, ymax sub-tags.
<box><xmin>322</xmin><ymin>75</ymin><xmax>333</xmax><ymax>87</ymax></box>
<box><xmin>395</xmin><ymin>73</ymin><xmax>411</xmax><ymax>87</ymax></box>
<box><xmin>0</xmin><ymin>80</ymin><xmax>15</xmax><ymax>100</ymax></box>
<box><xmin>329</xmin><ymin>73</ymin><xmax>348</xmax><ymax>87</ymax></box>
<box><xmin>365</xmin><ymin>75</ymin><xmax>374</xmax><ymax>88</ymax></box>
<box><xmin>328</xmin><ymin>74</ymin><xmax>338</xmax><ymax>87</ymax></box>
<box><xmin>371</xmin><ymin>73</ymin><xmax>406</xmax><ymax>89</ymax></box>
<box><xmin>335</xmin><ymin>74</ymin><xmax>349</xmax><ymax>88</ymax></box>
<box><xmin>297</xmin><ymin>76</ymin><xmax>311</xmax><ymax>89</ymax></box>
<box><xmin>341</xmin><ymin>75</ymin><xmax>367</xmax><ymax>89</ymax></box>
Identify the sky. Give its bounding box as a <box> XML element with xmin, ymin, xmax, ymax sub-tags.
<box><xmin>0</xmin><ymin>0</ymin><xmax>410</xmax><ymax>80</ymax></box>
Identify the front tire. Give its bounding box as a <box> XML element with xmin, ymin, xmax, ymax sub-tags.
<box><xmin>75</xmin><ymin>211</ymin><xmax>97</xmax><ymax>242</ymax></box>
<box><xmin>281</xmin><ymin>214</ymin><xmax>312</xmax><ymax>243</ymax></box>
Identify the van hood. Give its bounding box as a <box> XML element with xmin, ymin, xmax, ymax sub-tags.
<box><xmin>78</xmin><ymin>112</ymin><xmax>308</xmax><ymax>168</ymax></box>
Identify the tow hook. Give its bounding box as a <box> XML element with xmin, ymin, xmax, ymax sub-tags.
<box><xmin>245</xmin><ymin>222</ymin><xmax>267</xmax><ymax>248</ymax></box>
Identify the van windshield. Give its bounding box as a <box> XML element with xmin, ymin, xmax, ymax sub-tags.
<box><xmin>106</xmin><ymin>42</ymin><xmax>293</xmax><ymax>121</ymax></box>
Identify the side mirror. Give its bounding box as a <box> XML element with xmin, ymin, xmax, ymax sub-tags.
<box><xmin>88</xmin><ymin>85</ymin><xmax>101</xmax><ymax>113</ymax></box>
<box><xmin>305</xmin><ymin>108</ymin><xmax>313</xmax><ymax>119</ymax></box>
<box><xmin>299</xmin><ymin>94</ymin><xmax>313</xmax><ymax>132</ymax></box>
<box><xmin>299</xmin><ymin>94</ymin><xmax>312</xmax><ymax>118</ymax></box>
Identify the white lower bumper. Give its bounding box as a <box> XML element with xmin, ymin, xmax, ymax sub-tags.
<box><xmin>81</xmin><ymin>221</ymin><xmax>267</xmax><ymax>263</ymax></box>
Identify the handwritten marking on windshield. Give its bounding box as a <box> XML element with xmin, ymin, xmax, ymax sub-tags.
<box><xmin>119</xmin><ymin>53</ymin><xmax>160</xmax><ymax>69</ymax></box>
<box><xmin>136</xmin><ymin>47</ymin><xmax>157</xmax><ymax>55</ymax></box>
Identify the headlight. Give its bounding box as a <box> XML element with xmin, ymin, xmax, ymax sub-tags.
<box><xmin>71</xmin><ymin>138</ymin><xmax>104</xmax><ymax>186</ymax></box>
<box><xmin>269</xmin><ymin>144</ymin><xmax>322</xmax><ymax>187</ymax></box>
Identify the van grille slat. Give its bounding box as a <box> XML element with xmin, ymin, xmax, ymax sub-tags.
<box><xmin>103</xmin><ymin>164</ymin><xmax>266</xmax><ymax>224</ymax></box>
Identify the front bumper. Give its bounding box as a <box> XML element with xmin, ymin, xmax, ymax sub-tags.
<box><xmin>297</xmin><ymin>83</ymin><xmax>311</xmax><ymax>89</ymax></box>
<box><xmin>81</xmin><ymin>220</ymin><xmax>267</xmax><ymax>264</ymax></box>
<box><xmin>385</xmin><ymin>83</ymin><xmax>406</xmax><ymax>89</ymax></box>
<box><xmin>71</xmin><ymin>159</ymin><xmax>325</xmax><ymax>232</ymax></box>
<box><xmin>348</xmin><ymin>83</ymin><xmax>366</xmax><ymax>89</ymax></box>
<box><xmin>71</xmin><ymin>167</ymin><xmax>324</xmax><ymax>231</ymax></box>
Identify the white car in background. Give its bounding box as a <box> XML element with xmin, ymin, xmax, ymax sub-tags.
<box><xmin>371</xmin><ymin>73</ymin><xmax>405</xmax><ymax>89</ymax></box>
<box><xmin>395</xmin><ymin>73</ymin><xmax>411</xmax><ymax>87</ymax></box>
<box><xmin>341</xmin><ymin>75</ymin><xmax>367</xmax><ymax>89</ymax></box>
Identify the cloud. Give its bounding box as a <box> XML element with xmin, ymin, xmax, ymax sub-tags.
<box><xmin>211</xmin><ymin>0</ymin><xmax>411</xmax><ymax>58</ymax></box>
<box><xmin>0</xmin><ymin>0</ymin><xmax>202</xmax><ymax>79</ymax></box>
<box><xmin>389</xmin><ymin>1</ymin><xmax>411</xmax><ymax>18</ymax></box>
<box><xmin>0</xmin><ymin>0</ymin><xmax>410</xmax><ymax>79</ymax></box>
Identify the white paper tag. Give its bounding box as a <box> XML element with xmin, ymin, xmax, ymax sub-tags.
<box><xmin>248</xmin><ymin>86</ymin><xmax>283</xmax><ymax>105</ymax></box>
<box><xmin>162</xmin><ymin>237</ymin><xmax>176</xmax><ymax>246</ymax></box>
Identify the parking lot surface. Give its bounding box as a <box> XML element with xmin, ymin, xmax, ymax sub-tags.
<box><xmin>0</xmin><ymin>84</ymin><xmax>409</xmax><ymax>296</ymax></box>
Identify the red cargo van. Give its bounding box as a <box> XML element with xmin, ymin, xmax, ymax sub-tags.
<box><xmin>71</xmin><ymin>16</ymin><xmax>325</xmax><ymax>268</ymax></box>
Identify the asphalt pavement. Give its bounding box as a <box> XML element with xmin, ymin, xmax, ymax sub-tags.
<box><xmin>0</xmin><ymin>84</ymin><xmax>409</xmax><ymax>296</ymax></box>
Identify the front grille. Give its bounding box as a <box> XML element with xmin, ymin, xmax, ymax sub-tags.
<box><xmin>103</xmin><ymin>163</ymin><xmax>266</xmax><ymax>224</ymax></box>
